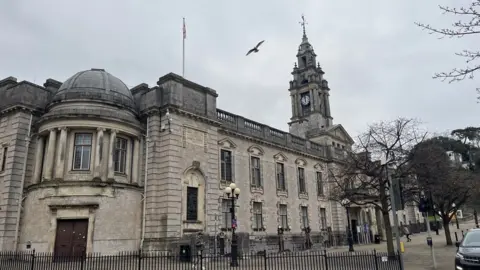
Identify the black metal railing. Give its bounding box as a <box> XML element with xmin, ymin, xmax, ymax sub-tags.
<box><xmin>0</xmin><ymin>249</ymin><xmax>401</xmax><ymax>270</ymax></box>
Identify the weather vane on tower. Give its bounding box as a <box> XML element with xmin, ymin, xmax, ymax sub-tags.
<box><xmin>299</xmin><ymin>14</ymin><xmax>308</xmax><ymax>36</ymax></box>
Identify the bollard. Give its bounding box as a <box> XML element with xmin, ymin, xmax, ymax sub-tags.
<box><xmin>455</xmin><ymin>232</ymin><xmax>458</xmax><ymax>242</ymax></box>
<box><xmin>462</xmin><ymin>230</ymin><xmax>464</xmax><ymax>237</ymax></box>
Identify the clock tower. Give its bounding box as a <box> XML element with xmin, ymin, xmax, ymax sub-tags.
<box><xmin>288</xmin><ymin>15</ymin><xmax>333</xmax><ymax>139</ymax></box>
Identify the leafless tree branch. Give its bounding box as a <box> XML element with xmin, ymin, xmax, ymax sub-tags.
<box><xmin>415</xmin><ymin>1</ymin><xmax>480</xmax><ymax>97</ymax></box>
<box><xmin>328</xmin><ymin>118</ymin><xmax>426</xmax><ymax>254</ymax></box>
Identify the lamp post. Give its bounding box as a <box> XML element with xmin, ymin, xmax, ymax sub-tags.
<box><xmin>303</xmin><ymin>226</ymin><xmax>312</xmax><ymax>250</ymax></box>
<box><xmin>277</xmin><ymin>226</ymin><xmax>284</xmax><ymax>252</ymax></box>
<box><xmin>452</xmin><ymin>203</ymin><xmax>460</xmax><ymax>230</ymax></box>
<box><xmin>341</xmin><ymin>198</ymin><xmax>355</xmax><ymax>252</ymax></box>
<box><xmin>475</xmin><ymin>209</ymin><xmax>479</xmax><ymax>228</ymax></box>
<box><xmin>224</xmin><ymin>183</ymin><xmax>240</xmax><ymax>267</ymax></box>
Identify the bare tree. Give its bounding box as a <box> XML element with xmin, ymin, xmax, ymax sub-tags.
<box><xmin>329</xmin><ymin>118</ymin><xmax>426</xmax><ymax>255</ymax></box>
<box><xmin>411</xmin><ymin>139</ymin><xmax>478</xmax><ymax>245</ymax></box>
<box><xmin>415</xmin><ymin>1</ymin><xmax>480</xmax><ymax>98</ymax></box>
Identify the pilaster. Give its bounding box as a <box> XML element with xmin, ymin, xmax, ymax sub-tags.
<box><xmin>54</xmin><ymin>127</ymin><xmax>68</xmax><ymax>180</ymax></box>
<box><xmin>131</xmin><ymin>138</ymin><xmax>140</xmax><ymax>184</ymax></box>
<box><xmin>144</xmin><ymin>113</ymin><xmax>161</xmax><ymax>240</ymax></box>
<box><xmin>290</xmin><ymin>94</ymin><xmax>296</xmax><ymax>119</ymax></box>
<box><xmin>93</xmin><ymin>128</ymin><xmax>105</xmax><ymax>180</ymax></box>
<box><xmin>44</xmin><ymin>129</ymin><xmax>57</xmax><ymax>180</ymax></box>
<box><xmin>107</xmin><ymin>129</ymin><xmax>117</xmax><ymax>180</ymax></box>
<box><xmin>33</xmin><ymin>136</ymin><xmax>44</xmax><ymax>184</ymax></box>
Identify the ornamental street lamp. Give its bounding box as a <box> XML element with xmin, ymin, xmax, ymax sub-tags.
<box><xmin>452</xmin><ymin>203</ymin><xmax>460</xmax><ymax>230</ymax></box>
<box><xmin>341</xmin><ymin>198</ymin><xmax>355</xmax><ymax>252</ymax></box>
<box><xmin>224</xmin><ymin>183</ymin><xmax>240</xmax><ymax>267</ymax></box>
<box><xmin>277</xmin><ymin>225</ymin><xmax>291</xmax><ymax>252</ymax></box>
<box><xmin>277</xmin><ymin>226</ymin><xmax>284</xmax><ymax>252</ymax></box>
<box><xmin>303</xmin><ymin>226</ymin><xmax>312</xmax><ymax>250</ymax></box>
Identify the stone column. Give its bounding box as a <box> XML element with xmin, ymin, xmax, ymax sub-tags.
<box><xmin>131</xmin><ymin>138</ymin><xmax>140</xmax><ymax>184</ymax></box>
<box><xmin>54</xmin><ymin>127</ymin><xmax>68</xmax><ymax>180</ymax></box>
<box><xmin>325</xmin><ymin>93</ymin><xmax>332</xmax><ymax>126</ymax></box>
<box><xmin>318</xmin><ymin>92</ymin><xmax>323</xmax><ymax>112</ymax></box>
<box><xmin>32</xmin><ymin>136</ymin><xmax>45</xmax><ymax>184</ymax></box>
<box><xmin>295</xmin><ymin>94</ymin><xmax>300</xmax><ymax>116</ymax></box>
<box><xmin>125</xmin><ymin>140</ymin><xmax>132</xmax><ymax>182</ymax></box>
<box><xmin>309</xmin><ymin>89</ymin><xmax>314</xmax><ymax>112</ymax></box>
<box><xmin>44</xmin><ymin>129</ymin><xmax>57</xmax><ymax>180</ymax></box>
<box><xmin>93</xmin><ymin>128</ymin><xmax>105</xmax><ymax>180</ymax></box>
<box><xmin>290</xmin><ymin>94</ymin><xmax>296</xmax><ymax>118</ymax></box>
<box><xmin>107</xmin><ymin>129</ymin><xmax>117</xmax><ymax>180</ymax></box>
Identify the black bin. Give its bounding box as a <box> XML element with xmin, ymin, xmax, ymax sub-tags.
<box><xmin>374</xmin><ymin>234</ymin><xmax>381</xmax><ymax>244</ymax></box>
<box><xmin>179</xmin><ymin>245</ymin><xmax>192</xmax><ymax>262</ymax></box>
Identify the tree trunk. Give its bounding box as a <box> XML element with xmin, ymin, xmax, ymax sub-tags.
<box><xmin>382</xmin><ymin>210</ymin><xmax>395</xmax><ymax>255</ymax></box>
<box><xmin>379</xmin><ymin>178</ymin><xmax>395</xmax><ymax>256</ymax></box>
<box><xmin>443</xmin><ymin>215</ymin><xmax>453</xmax><ymax>245</ymax></box>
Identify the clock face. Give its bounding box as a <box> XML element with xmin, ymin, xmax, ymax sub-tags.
<box><xmin>300</xmin><ymin>94</ymin><xmax>310</xmax><ymax>106</ymax></box>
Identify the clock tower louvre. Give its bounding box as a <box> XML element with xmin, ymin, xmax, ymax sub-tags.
<box><xmin>288</xmin><ymin>16</ymin><xmax>332</xmax><ymax>139</ymax></box>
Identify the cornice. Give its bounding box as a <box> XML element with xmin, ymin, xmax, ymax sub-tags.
<box><xmin>26</xmin><ymin>180</ymin><xmax>144</xmax><ymax>193</ymax></box>
<box><xmin>36</xmin><ymin>113</ymin><xmax>144</xmax><ymax>132</ymax></box>
<box><xmin>157</xmin><ymin>73</ymin><xmax>218</xmax><ymax>97</ymax></box>
<box><xmin>142</xmin><ymin>106</ymin><xmax>221</xmax><ymax>127</ymax></box>
<box><xmin>172</xmin><ymin>107</ymin><xmax>221</xmax><ymax>127</ymax></box>
<box><xmin>0</xmin><ymin>105</ymin><xmax>43</xmax><ymax>116</ymax></box>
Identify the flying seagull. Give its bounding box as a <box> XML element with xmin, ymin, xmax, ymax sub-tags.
<box><xmin>246</xmin><ymin>40</ymin><xmax>265</xmax><ymax>56</ymax></box>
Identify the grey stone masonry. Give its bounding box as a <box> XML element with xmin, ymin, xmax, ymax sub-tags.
<box><xmin>0</xmin><ymin>110</ymin><xmax>34</xmax><ymax>250</ymax></box>
<box><xmin>138</xmin><ymin>73</ymin><xmax>344</xmax><ymax>161</ymax></box>
<box><xmin>0</xmin><ymin>61</ymin><xmax>354</xmax><ymax>253</ymax></box>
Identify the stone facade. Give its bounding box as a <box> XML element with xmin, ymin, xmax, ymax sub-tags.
<box><xmin>0</xmin><ymin>31</ymin><xmax>363</xmax><ymax>254</ymax></box>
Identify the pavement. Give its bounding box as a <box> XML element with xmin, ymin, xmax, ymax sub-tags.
<box><xmin>332</xmin><ymin>220</ymin><xmax>479</xmax><ymax>270</ymax></box>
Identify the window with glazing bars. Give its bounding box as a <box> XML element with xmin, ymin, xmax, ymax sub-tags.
<box><xmin>73</xmin><ymin>133</ymin><xmax>92</xmax><ymax>170</ymax></box>
<box><xmin>114</xmin><ymin>137</ymin><xmax>128</xmax><ymax>173</ymax></box>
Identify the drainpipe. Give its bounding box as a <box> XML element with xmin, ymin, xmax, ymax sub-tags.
<box><xmin>13</xmin><ymin>113</ymin><xmax>33</xmax><ymax>251</ymax></box>
<box><xmin>140</xmin><ymin>121</ymin><xmax>150</xmax><ymax>250</ymax></box>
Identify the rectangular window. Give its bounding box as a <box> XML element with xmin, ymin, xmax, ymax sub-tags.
<box><xmin>253</xmin><ymin>202</ymin><xmax>263</xmax><ymax>230</ymax></box>
<box><xmin>301</xmin><ymin>206</ymin><xmax>309</xmax><ymax>229</ymax></box>
<box><xmin>279</xmin><ymin>204</ymin><xmax>288</xmax><ymax>229</ymax></box>
<box><xmin>1</xmin><ymin>147</ymin><xmax>7</xmax><ymax>171</ymax></box>
<box><xmin>250</xmin><ymin>156</ymin><xmax>262</xmax><ymax>187</ymax></box>
<box><xmin>114</xmin><ymin>137</ymin><xmax>128</xmax><ymax>173</ymax></box>
<box><xmin>73</xmin><ymin>133</ymin><xmax>92</xmax><ymax>170</ymax></box>
<box><xmin>222</xmin><ymin>199</ymin><xmax>233</xmax><ymax>229</ymax></box>
<box><xmin>276</xmin><ymin>163</ymin><xmax>286</xmax><ymax>191</ymax></box>
<box><xmin>220</xmin><ymin>150</ymin><xmax>233</xmax><ymax>181</ymax></box>
<box><xmin>319</xmin><ymin>207</ymin><xmax>327</xmax><ymax>230</ymax></box>
<box><xmin>186</xmin><ymin>187</ymin><xmax>198</xmax><ymax>221</ymax></box>
<box><xmin>316</xmin><ymin>171</ymin><xmax>324</xmax><ymax>196</ymax></box>
<box><xmin>298</xmin><ymin>167</ymin><xmax>306</xmax><ymax>193</ymax></box>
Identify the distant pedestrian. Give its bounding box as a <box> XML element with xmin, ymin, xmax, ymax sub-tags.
<box><xmin>403</xmin><ymin>226</ymin><xmax>411</xmax><ymax>242</ymax></box>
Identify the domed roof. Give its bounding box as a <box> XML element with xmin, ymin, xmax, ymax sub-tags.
<box><xmin>51</xmin><ymin>69</ymin><xmax>136</xmax><ymax>111</ymax></box>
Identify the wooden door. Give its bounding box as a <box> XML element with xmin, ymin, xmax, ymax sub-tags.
<box><xmin>54</xmin><ymin>219</ymin><xmax>88</xmax><ymax>258</ymax></box>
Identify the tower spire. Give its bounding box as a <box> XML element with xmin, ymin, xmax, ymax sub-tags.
<box><xmin>299</xmin><ymin>14</ymin><xmax>308</xmax><ymax>39</ymax></box>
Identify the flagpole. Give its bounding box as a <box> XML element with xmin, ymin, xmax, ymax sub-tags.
<box><xmin>182</xmin><ymin>17</ymin><xmax>186</xmax><ymax>78</ymax></box>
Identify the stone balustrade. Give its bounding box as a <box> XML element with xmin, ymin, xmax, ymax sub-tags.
<box><xmin>216</xmin><ymin>109</ymin><xmax>345</xmax><ymax>160</ymax></box>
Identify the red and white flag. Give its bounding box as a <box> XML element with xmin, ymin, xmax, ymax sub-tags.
<box><xmin>183</xmin><ymin>18</ymin><xmax>186</xmax><ymax>39</ymax></box>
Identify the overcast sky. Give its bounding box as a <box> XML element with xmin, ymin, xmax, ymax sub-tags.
<box><xmin>1</xmin><ymin>0</ymin><xmax>479</xmax><ymax>138</ymax></box>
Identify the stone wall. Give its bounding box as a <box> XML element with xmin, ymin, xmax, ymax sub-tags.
<box><xmin>18</xmin><ymin>183</ymin><xmax>143</xmax><ymax>254</ymax></box>
<box><xmin>0</xmin><ymin>110</ymin><xmax>34</xmax><ymax>250</ymax></box>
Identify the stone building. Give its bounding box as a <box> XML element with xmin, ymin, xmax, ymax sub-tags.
<box><xmin>0</xmin><ymin>29</ymin><xmax>378</xmax><ymax>255</ymax></box>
